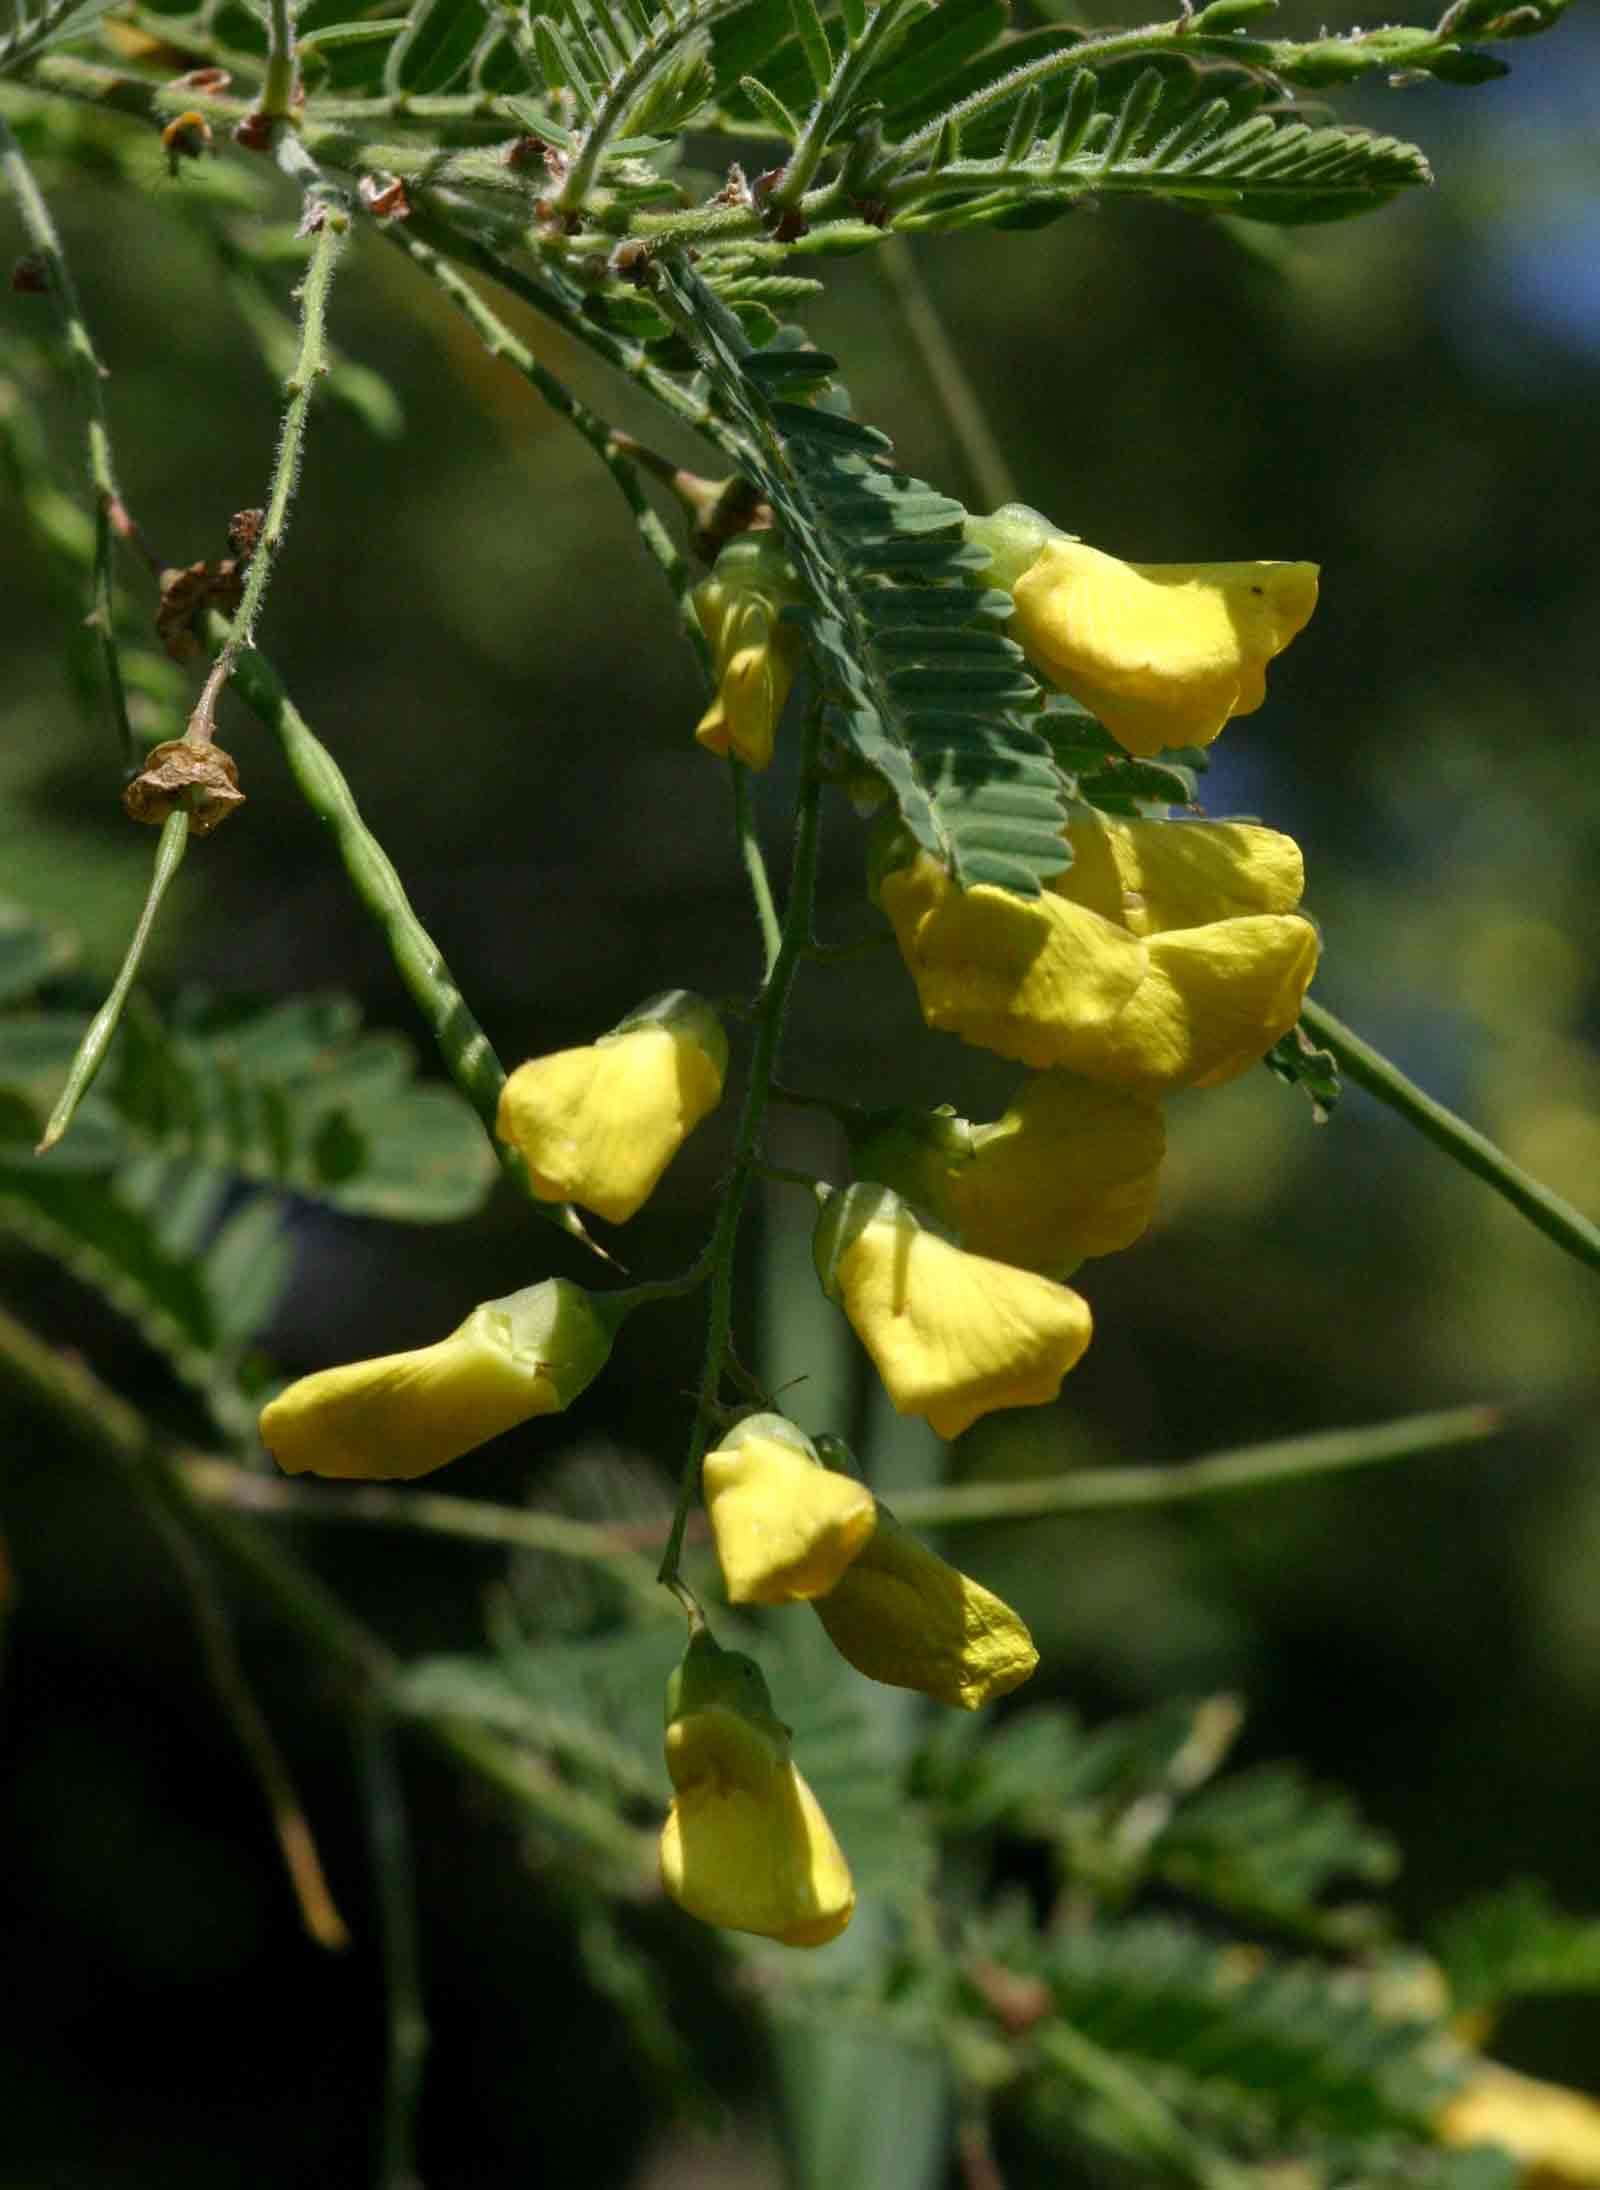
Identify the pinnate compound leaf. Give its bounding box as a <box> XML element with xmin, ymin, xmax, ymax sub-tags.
<box><xmin>1433</xmin><ymin>1879</ymin><xmax>1600</xmax><ymax>2016</ymax></box>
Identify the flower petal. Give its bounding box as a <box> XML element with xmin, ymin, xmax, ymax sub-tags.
<box><xmin>660</xmin><ymin>1758</ymin><xmax>854</xmax><ymax>1946</ymax></box>
<box><xmin>705</xmin><ymin>1433</ymin><xmax>877</xmax><ymax>1604</ymax></box>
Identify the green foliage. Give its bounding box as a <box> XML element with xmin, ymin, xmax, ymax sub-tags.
<box><xmin>1434</xmin><ymin>1879</ymin><xmax>1600</xmax><ymax>2017</ymax></box>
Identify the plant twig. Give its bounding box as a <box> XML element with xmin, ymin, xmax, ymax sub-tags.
<box><xmin>890</xmin><ymin>1404</ymin><xmax>1504</xmax><ymax>1528</ymax></box>
<box><xmin>188</xmin><ymin>204</ymin><xmax>348</xmax><ymax>745</ymax></box>
<box><xmin>657</xmin><ymin>691</ymin><xmax>828</xmax><ymax>1587</ymax></box>
<box><xmin>871</xmin><ymin>235</ymin><xmax>1018</xmax><ymax>512</ymax></box>
<box><xmin>1302</xmin><ymin>997</ymin><xmax>1600</xmax><ymax>1279</ymax></box>
<box><xmin>0</xmin><ymin>113</ymin><xmax>135</xmax><ymax>762</ymax></box>
<box><xmin>358</xmin><ymin>1709</ymin><xmax>428</xmax><ymax>2190</ymax></box>
<box><xmin>731</xmin><ymin>760</ymin><xmax>783</xmax><ymax>980</ymax></box>
<box><xmin>35</xmin><ymin>807</ymin><xmax>188</xmax><ymax>1153</ymax></box>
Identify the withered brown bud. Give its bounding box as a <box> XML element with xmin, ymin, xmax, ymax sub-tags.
<box><xmin>123</xmin><ymin>740</ymin><xmax>245</xmax><ymax>836</ymax></box>
<box><xmin>167</xmin><ymin>66</ymin><xmax>231</xmax><ymax>91</ymax></box>
<box><xmin>233</xmin><ymin>109</ymin><xmax>274</xmax><ymax>152</ymax></box>
<box><xmin>850</xmin><ymin>197</ymin><xmax>890</xmax><ymax>229</ymax></box>
<box><xmin>610</xmin><ymin>239</ymin><xmax>653</xmax><ymax>284</ymax></box>
<box><xmin>161</xmin><ymin>110</ymin><xmax>214</xmax><ymax>170</ymax></box>
<box><xmin>11</xmin><ymin>255</ymin><xmax>49</xmax><ymax>295</ymax></box>
<box><xmin>156</xmin><ymin>558</ymin><xmax>245</xmax><ymax>662</ymax></box>
<box><xmin>358</xmin><ymin>172</ymin><xmax>411</xmax><ymax>220</ymax></box>
<box><xmin>227</xmin><ymin>508</ymin><xmax>264</xmax><ymax>561</ymax></box>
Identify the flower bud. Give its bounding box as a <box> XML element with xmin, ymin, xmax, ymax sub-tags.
<box><xmin>704</xmin><ymin>1413</ymin><xmax>877</xmax><ymax>1604</ymax></box>
<box><xmin>811</xmin><ymin>1495</ymin><xmax>1037</xmax><ymax>1710</ymax></box>
<box><xmin>659</xmin><ymin>1629</ymin><xmax>854</xmax><ymax>1948</ymax></box>
<box><xmin>497</xmin><ymin>991</ymin><xmax>727</xmax><ymax>1225</ymax></box>
<box><xmin>967</xmin><ymin>508</ymin><xmax>1318</xmax><ymax>758</ymax></box>
<box><xmin>258</xmin><ymin>1278</ymin><xmax>619</xmax><ymax>1480</ymax></box>
<box><xmin>851</xmin><ymin>1073</ymin><xmax>1165</xmax><ymax>1278</ymax></box>
<box><xmin>692</xmin><ymin>533</ymin><xmax>805</xmax><ymax>772</ymax></box>
<box><xmin>813</xmin><ymin>1183</ymin><xmax>1092</xmax><ymax>1441</ymax></box>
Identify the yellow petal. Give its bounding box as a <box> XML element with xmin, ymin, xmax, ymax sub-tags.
<box><xmin>693</xmin><ymin>544</ymin><xmax>803</xmax><ymax>772</ymax></box>
<box><xmin>258</xmin><ymin>1281</ymin><xmax>613</xmax><ymax>1481</ymax></box>
<box><xmin>1011</xmin><ymin>538</ymin><xmax>1319</xmax><ymax>758</ymax></box>
<box><xmin>813</xmin><ymin>1502</ymin><xmax>1037</xmax><ymax>1709</ymax></box>
<box><xmin>824</xmin><ymin>1190</ymin><xmax>1093</xmax><ymax>1440</ymax></box>
<box><xmin>1438</xmin><ymin>2062</ymin><xmax>1600</xmax><ymax>2187</ymax></box>
<box><xmin>879</xmin><ymin>850</ymin><xmax>1149</xmax><ymax>1072</ymax></box>
<box><xmin>497</xmin><ymin>1013</ymin><xmax>724</xmax><ymax>1225</ymax></box>
<box><xmin>1098</xmin><ymin>914</ymin><xmax>1321</xmax><ymax>1089</ymax></box>
<box><xmin>660</xmin><ymin>1755</ymin><xmax>854</xmax><ymax>1946</ymax></box>
<box><xmin>953</xmin><ymin>1073</ymin><xmax>1166</xmax><ymax>1272</ymax></box>
<box><xmin>705</xmin><ymin>1433</ymin><xmax>877</xmax><ymax>1604</ymax></box>
<box><xmin>1058</xmin><ymin>813</ymin><xmax>1305</xmax><ymax>938</ymax></box>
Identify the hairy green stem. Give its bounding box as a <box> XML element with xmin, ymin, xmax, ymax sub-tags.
<box><xmin>1302</xmin><ymin>998</ymin><xmax>1600</xmax><ymax>1278</ymax></box>
<box><xmin>657</xmin><ymin>698</ymin><xmax>828</xmax><ymax>1588</ymax></box>
<box><xmin>891</xmin><ymin>1404</ymin><xmax>1503</xmax><ymax>1528</ymax></box>
<box><xmin>387</xmin><ymin>217</ymin><xmax>709</xmax><ymax>667</ymax></box>
<box><xmin>189</xmin><ymin>206</ymin><xmax>348</xmax><ymax>745</ymax></box>
<box><xmin>35</xmin><ymin>807</ymin><xmax>188</xmax><ymax>1153</ymax></box>
<box><xmin>763</xmin><ymin>0</ymin><xmax>920</xmax><ymax>212</ymax></box>
<box><xmin>731</xmin><ymin>761</ymin><xmax>783</xmax><ymax>979</ymax></box>
<box><xmin>0</xmin><ymin>113</ymin><xmax>133</xmax><ymax>761</ymax></box>
<box><xmin>260</xmin><ymin>0</ymin><xmax>299</xmax><ymax>120</ymax></box>
<box><xmin>358</xmin><ymin>1711</ymin><xmax>428</xmax><ymax>2190</ymax></box>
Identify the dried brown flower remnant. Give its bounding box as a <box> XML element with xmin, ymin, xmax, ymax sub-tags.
<box><xmin>156</xmin><ymin>557</ymin><xmax>245</xmax><ymax>662</ymax></box>
<box><xmin>123</xmin><ymin>740</ymin><xmax>245</xmax><ymax>835</ymax></box>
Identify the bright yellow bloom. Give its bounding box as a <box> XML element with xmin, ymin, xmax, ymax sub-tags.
<box><xmin>877</xmin><ymin>813</ymin><xmax>1318</xmax><ymax>1090</ymax></box>
<box><xmin>704</xmin><ymin>1413</ymin><xmax>877</xmax><ymax>1605</ymax></box>
<box><xmin>966</xmin><ymin>506</ymin><xmax>1318</xmax><ymax>758</ymax></box>
<box><xmin>815</xmin><ymin>1184</ymin><xmax>1092</xmax><ymax>1440</ymax></box>
<box><xmin>692</xmin><ymin>533</ymin><xmax>804</xmax><ymax>771</ymax></box>
<box><xmin>496</xmin><ymin>991</ymin><xmax>726</xmax><ymax>1226</ymax></box>
<box><xmin>812</xmin><ymin>1498</ymin><xmax>1037</xmax><ymax>1710</ymax></box>
<box><xmin>1438</xmin><ymin>2062</ymin><xmax>1600</xmax><ymax>2187</ymax></box>
<box><xmin>659</xmin><ymin>1631</ymin><xmax>854</xmax><ymax>1947</ymax></box>
<box><xmin>258</xmin><ymin>1279</ymin><xmax>617</xmax><ymax>1481</ymax></box>
<box><xmin>851</xmin><ymin>1073</ymin><xmax>1165</xmax><ymax>1277</ymax></box>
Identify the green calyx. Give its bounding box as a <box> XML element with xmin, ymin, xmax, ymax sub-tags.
<box><xmin>482</xmin><ymin>1277</ymin><xmax>622</xmax><ymax>1400</ymax></box>
<box><xmin>714</xmin><ymin>1410</ymin><xmax>821</xmax><ymax>1466</ymax></box>
<box><xmin>608</xmin><ymin>988</ymin><xmax>730</xmax><ymax>1081</ymax></box>
<box><xmin>962</xmin><ymin>503</ymin><xmax>1067</xmax><ymax>594</ymax></box>
<box><xmin>665</xmin><ymin>1629</ymin><xmax>790</xmax><ymax>1756</ymax></box>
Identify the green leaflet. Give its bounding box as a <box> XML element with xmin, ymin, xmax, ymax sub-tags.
<box><xmin>1433</xmin><ymin>1878</ymin><xmax>1600</xmax><ymax>2017</ymax></box>
<box><xmin>656</xmin><ymin>263</ymin><xmax>1069</xmax><ymax>896</ymax></box>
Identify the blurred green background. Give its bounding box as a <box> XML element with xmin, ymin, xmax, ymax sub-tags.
<box><xmin>3</xmin><ymin>5</ymin><xmax>1600</xmax><ymax>2181</ymax></box>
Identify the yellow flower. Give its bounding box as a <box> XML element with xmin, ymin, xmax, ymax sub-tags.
<box><xmin>692</xmin><ymin>533</ymin><xmax>804</xmax><ymax>771</ymax></box>
<box><xmin>258</xmin><ymin>1279</ymin><xmax>617</xmax><ymax>1481</ymax></box>
<box><xmin>965</xmin><ymin>504</ymin><xmax>1318</xmax><ymax>758</ymax></box>
<box><xmin>496</xmin><ymin>991</ymin><xmax>726</xmax><ymax>1226</ymax></box>
<box><xmin>659</xmin><ymin>1630</ymin><xmax>854</xmax><ymax>1948</ymax></box>
<box><xmin>850</xmin><ymin>1073</ymin><xmax>1165</xmax><ymax>1277</ymax></box>
<box><xmin>814</xmin><ymin>1183</ymin><xmax>1092</xmax><ymax>1440</ymax></box>
<box><xmin>812</xmin><ymin>1497</ymin><xmax>1037</xmax><ymax>1710</ymax></box>
<box><xmin>1438</xmin><ymin>2062</ymin><xmax>1600</xmax><ymax>2187</ymax></box>
<box><xmin>704</xmin><ymin>1413</ymin><xmax>877</xmax><ymax>1605</ymax></box>
<box><xmin>876</xmin><ymin>812</ymin><xmax>1318</xmax><ymax>1090</ymax></box>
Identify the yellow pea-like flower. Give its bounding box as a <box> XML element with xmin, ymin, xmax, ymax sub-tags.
<box><xmin>965</xmin><ymin>505</ymin><xmax>1317</xmax><ymax>758</ymax></box>
<box><xmin>692</xmin><ymin>532</ymin><xmax>805</xmax><ymax>771</ymax></box>
<box><xmin>1437</xmin><ymin>2061</ymin><xmax>1600</xmax><ymax>2187</ymax></box>
<box><xmin>659</xmin><ymin>1630</ymin><xmax>854</xmax><ymax>1948</ymax></box>
<box><xmin>852</xmin><ymin>1073</ymin><xmax>1165</xmax><ymax>1278</ymax></box>
<box><xmin>704</xmin><ymin>1413</ymin><xmax>877</xmax><ymax>1605</ymax></box>
<box><xmin>258</xmin><ymin>1278</ymin><xmax>618</xmax><ymax>1481</ymax></box>
<box><xmin>496</xmin><ymin>991</ymin><xmax>726</xmax><ymax>1226</ymax></box>
<box><xmin>814</xmin><ymin>1183</ymin><xmax>1092</xmax><ymax>1441</ymax></box>
<box><xmin>812</xmin><ymin>1497</ymin><xmax>1037</xmax><ymax>1710</ymax></box>
<box><xmin>875</xmin><ymin>816</ymin><xmax>1318</xmax><ymax>1091</ymax></box>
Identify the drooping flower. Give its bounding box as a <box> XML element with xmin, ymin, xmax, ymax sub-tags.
<box><xmin>703</xmin><ymin>1413</ymin><xmax>877</xmax><ymax>1605</ymax></box>
<box><xmin>692</xmin><ymin>532</ymin><xmax>805</xmax><ymax>771</ymax></box>
<box><xmin>810</xmin><ymin>1492</ymin><xmax>1037</xmax><ymax>1710</ymax></box>
<box><xmin>659</xmin><ymin>1629</ymin><xmax>854</xmax><ymax>1947</ymax></box>
<box><xmin>875</xmin><ymin>812</ymin><xmax>1319</xmax><ymax>1091</ymax></box>
<box><xmin>966</xmin><ymin>503</ymin><xmax>1318</xmax><ymax>758</ymax></box>
<box><xmin>258</xmin><ymin>1278</ymin><xmax>618</xmax><ymax>1481</ymax></box>
<box><xmin>1437</xmin><ymin>2060</ymin><xmax>1600</xmax><ymax>2187</ymax></box>
<box><xmin>496</xmin><ymin>991</ymin><xmax>727</xmax><ymax>1226</ymax></box>
<box><xmin>814</xmin><ymin>1183</ymin><xmax>1093</xmax><ymax>1441</ymax></box>
<box><xmin>849</xmin><ymin>1071</ymin><xmax>1165</xmax><ymax>1278</ymax></box>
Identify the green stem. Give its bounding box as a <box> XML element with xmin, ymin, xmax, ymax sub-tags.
<box><xmin>260</xmin><ymin>0</ymin><xmax>299</xmax><ymax>120</ymax></box>
<box><xmin>189</xmin><ymin>206</ymin><xmax>348</xmax><ymax>745</ymax></box>
<box><xmin>0</xmin><ymin>113</ymin><xmax>134</xmax><ymax>762</ymax></box>
<box><xmin>657</xmin><ymin>698</ymin><xmax>828</xmax><ymax>1587</ymax></box>
<box><xmin>35</xmin><ymin>807</ymin><xmax>188</xmax><ymax>1154</ymax></box>
<box><xmin>731</xmin><ymin>761</ymin><xmax>783</xmax><ymax>980</ymax></box>
<box><xmin>762</xmin><ymin>0</ymin><xmax>920</xmax><ymax>211</ymax></box>
<box><xmin>1302</xmin><ymin>997</ymin><xmax>1600</xmax><ymax>1278</ymax></box>
<box><xmin>358</xmin><ymin>1710</ymin><xmax>428</xmax><ymax>2190</ymax></box>
<box><xmin>890</xmin><ymin>1404</ymin><xmax>1503</xmax><ymax>1528</ymax></box>
<box><xmin>871</xmin><ymin>236</ymin><xmax>1017</xmax><ymax>511</ymax></box>
<box><xmin>387</xmin><ymin>216</ymin><xmax>709</xmax><ymax>668</ymax></box>
<box><xmin>179</xmin><ymin>1456</ymin><xmax>667</xmax><ymax>1612</ymax></box>
<box><xmin>218</xmin><ymin>628</ymin><xmax>592</xmax><ymax>1240</ymax></box>
<box><xmin>1032</xmin><ymin>2019</ymin><xmax>1255</xmax><ymax>2190</ymax></box>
